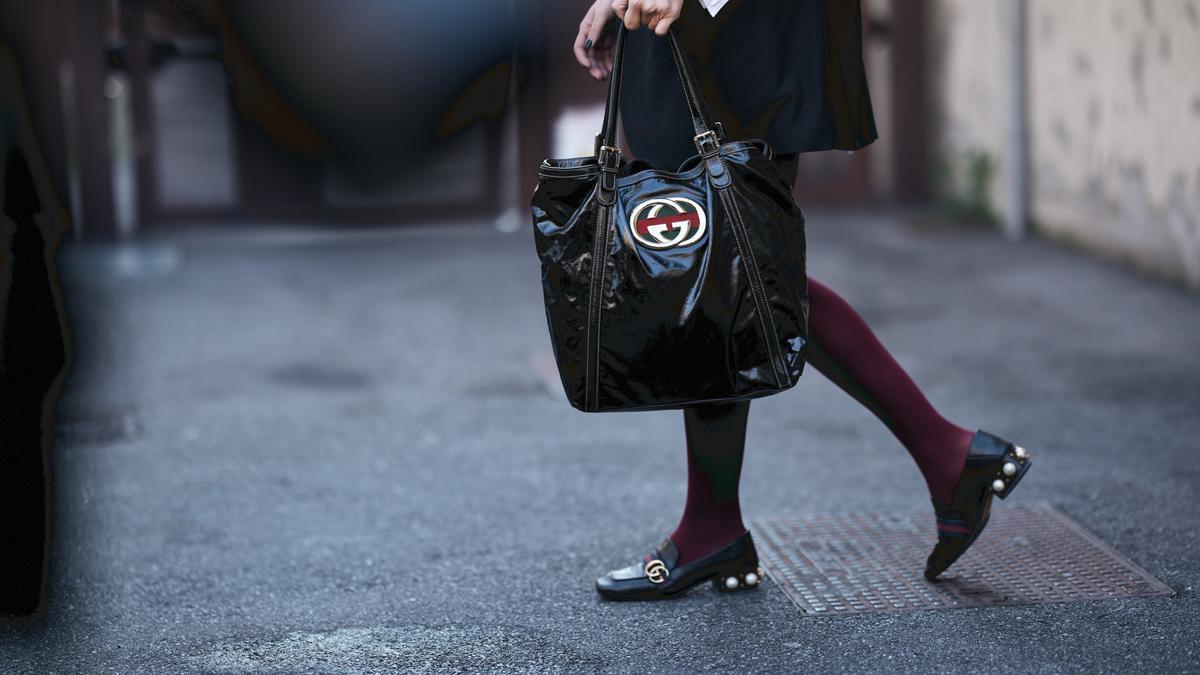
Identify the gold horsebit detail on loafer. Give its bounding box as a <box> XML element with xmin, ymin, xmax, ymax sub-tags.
<box><xmin>645</xmin><ymin>559</ymin><xmax>669</xmax><ymax>584</ymax></box>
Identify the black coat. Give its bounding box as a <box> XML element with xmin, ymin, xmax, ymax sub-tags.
<box><xmin>619</xmin><ymin>0</ymin><xmax>877</xmax><ymax>171</ymax></box>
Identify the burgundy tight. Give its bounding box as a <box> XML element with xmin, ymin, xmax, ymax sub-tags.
<box><xmin>668</xmin><ymin>155</ymin><xmax>974</xmax><ymax>566</ymax></box>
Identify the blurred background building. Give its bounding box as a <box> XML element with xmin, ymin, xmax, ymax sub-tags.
<box><xmin>1</xmin><ymin>0</ymin><xmax>1198</xmax><ymax>289</ymax></box>
<box><xmin>931</xmin><ymin>0</ymin><xmax>1200</xmax><ymax>290</ymax></box>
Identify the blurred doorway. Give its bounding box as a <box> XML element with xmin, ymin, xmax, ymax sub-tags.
<box><xmin>106</xmin><ymin>0</ymin><xmax>509</xmax><ymax>234</ymax></box>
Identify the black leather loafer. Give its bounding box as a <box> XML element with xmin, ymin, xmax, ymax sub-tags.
<box><xmin>595</xmin><ymin>530</ymin><xmax>763</xmax><ymax>601</ymax></box>
<box><xmin>924</xmin><ymin>429</ymin><xmax>1033</xmax><ymax>581</ymax></box>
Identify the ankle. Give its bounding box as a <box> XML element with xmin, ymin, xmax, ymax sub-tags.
<box><xmin>922</xmin><ymin>427</ymin><xmax>974</xmax><ymax>504</ymax></box>
<box><xmin>669</xmin><ymin>518</ymin><xmax>747</xmax><ymax>566</ymax></box>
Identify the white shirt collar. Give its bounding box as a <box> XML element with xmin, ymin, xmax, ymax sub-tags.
<box><xmin>697</xmin><ymin>0</ymin><xmax>730</xmax><ymax>18</ymax></box>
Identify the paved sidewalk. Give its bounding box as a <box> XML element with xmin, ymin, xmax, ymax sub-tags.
<box><xmin>1</xmin><ymin>210</ymin><xmax>1197</xmax><ymax>672</ymax></box>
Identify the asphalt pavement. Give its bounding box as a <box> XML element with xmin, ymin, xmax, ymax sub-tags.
<box><xmin>1</xmin><ymin>210</ymin><xmax>1197</xmax><ymax>673</ymax></box>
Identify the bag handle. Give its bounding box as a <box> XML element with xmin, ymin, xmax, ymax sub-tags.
<box><xmin>594</xmin><ymin>22</ymin><xmax>725</xmax><ymax>201</ymax></box>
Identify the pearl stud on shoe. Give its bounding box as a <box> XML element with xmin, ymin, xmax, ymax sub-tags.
<box><xmin>1014</xmin><ymin>446</ymin><xmax>1028</xmax><ymax>460</ymax></box>
<box><xmin>1002</xmin><ymin>462</ymin><xmax>1017</xmax><ymax>476</ymax></box>
<box><xmin>992</xmin><ymin>478</ymin><xmax>1006</xmax><ymax>492</ymax></box>
<box><xmin>744</xmin><ymin>572</ymin><xmax>759</xmax><ymax>586</ymax></box>
<box><xmin>724</xmin><ymin>576</ymin><xmax>739</xmax><ymax>589</ymax></box>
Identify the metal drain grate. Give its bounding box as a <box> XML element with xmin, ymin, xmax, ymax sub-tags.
<box><xmin>749</xmin><ymin>502</ymin><xmax>1172</xmax><ymax>615</ymax></box>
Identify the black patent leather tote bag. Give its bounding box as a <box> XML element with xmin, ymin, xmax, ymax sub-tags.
<box><xmin>530</xmin><ymin>25</ymin><xmax>809</xmax><ymax>413</ymax></box>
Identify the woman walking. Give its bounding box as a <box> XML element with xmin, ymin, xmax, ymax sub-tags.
<box><xmin>567</xmin><ymin>0</ymin><xmax>1034</xmax><ymax>600</ymax></box>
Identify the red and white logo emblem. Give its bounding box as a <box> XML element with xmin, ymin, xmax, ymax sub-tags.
<box><xmin>628</xmin><ymin>197</ymin><xmax>707</xmax><ymax>249</ymax></box>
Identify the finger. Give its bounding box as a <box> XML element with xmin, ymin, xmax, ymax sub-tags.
<box><xmin>586</xmin><ymin>40</ymin><xmax>607</xmax><ymax>80</ymax></box>
<box><xmin>654</xmin><ymin>14</ymin><xmax>677</xmax><ymax>35</ymax></box>
<box><xmin>573</xmin><ymin>23</ymin><xmax>592</xmax><ymax>69</ymax></box>
<box><xmin>584</xmin><ymin>46</ymin><xmax>601</xmax><ymax>76</ymax></box>
<box><xmin>587</xmin><ymin>51</ymin><xmax>605</xmax><ymax>80</ymax></box>
<box><xmin>586</xmin><ymin>7</ymin><xmax>607</xmax><ymax>47</ymax></box>
<box><xmin>585</xmin><ymin>47</ymin><xmax>602</xmax><ymax>80</ymax></box>
<box><xmin>624</xmin><ymin>2</ymin><xmax>643</xmax><ymax>29</ymax></box>
<box><xmin>594</xmin><ymin>48</ymin><xmax>610</xmax><ymax>79</ymax></box>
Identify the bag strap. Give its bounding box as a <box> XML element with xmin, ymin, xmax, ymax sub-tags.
<box><xmin>594</xmin><ymin>22</ymin><xmax>725</xmax><ymax>202</ymax></box>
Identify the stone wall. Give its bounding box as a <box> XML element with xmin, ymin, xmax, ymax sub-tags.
<box><xmin>930</xmin><ymin>0</ymin><xmax>1200</xmax><ymax>290</ymax></box>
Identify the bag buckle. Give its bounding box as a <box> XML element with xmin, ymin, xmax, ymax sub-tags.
<box><xmin>597</xmin><ymin>144</ymin><xmax>622</xmax><ymax>171</ymax></box>
<box><xmin>693</xmin><ymin>128</ymin><xmax>721</xmax><ymax>155</ymax></box>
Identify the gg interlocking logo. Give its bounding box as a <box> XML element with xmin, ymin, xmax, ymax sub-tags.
<box><xmin>628</xmin><ymin>197</ymin><xmax>707</xmax><ymax>250</ymax></box>
<box><xmin>645</xmin><ymin>559</ymin><xmax>669</xmax><ymax>584</ymax></box>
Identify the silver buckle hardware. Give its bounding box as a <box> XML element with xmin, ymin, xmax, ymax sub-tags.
<box><xmin>693</xmin><ymin>129</ymin><xmax>720</xmax><ymax>155</ymax></box>
<box><xmin>597</xmin><ymin>145</ymin><xmax>622</xmax><ymax>171</ymax></box>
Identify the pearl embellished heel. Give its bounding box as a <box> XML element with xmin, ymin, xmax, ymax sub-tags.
<box><xmin>990</xmin><ymin>443</ymin><xmax>1031</xmax><ymax>500</ymax></box>
<box><xmin>711</xmin><ymin>564</ymin><xmax>765</xmax><ymax>593</ymax></box>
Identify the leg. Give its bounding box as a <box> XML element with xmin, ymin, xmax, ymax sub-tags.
<box><xmin>666</xmin><ymin>152</ymin><xmax>971</xmax><ymax>565</ymax></box>
<box><xmin>668</xmin><ymin>401</ymin><xmax>750</xmax><ymax>566</ymax></box>
<box><xmin>665</xmin><ymin>282</ymin><xmax>974</xmax><ymax>563</ymax></box>
<box><xmin>773</xmin><ymin>152</ymin><xmax>973</xmax><ymax>504</ymax></box>
<box><xmin>595</xmin><ymin>401</ymin><xmax>761</xmax><ymax>599</ymax></box>
<box><xmin>602</xmin><ymin>152</ymin><xmax>993</xmax><ymax>594</ymax></box>
<box><xmin>804</xmin><ymin>279</ymin><xmax>973</xmax><ymax>503</ymax></box>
